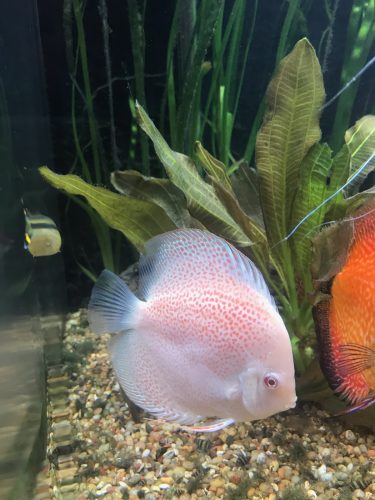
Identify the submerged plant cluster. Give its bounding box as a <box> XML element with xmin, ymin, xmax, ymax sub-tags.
<box><xmin>39</xmin><ymin>0</ymin><xmax>375</xmax><ymax>409</ymax></box>
<box><xmin>41</xmin><ymin>36</ymin><xmax>375</xmax><ymax>388</ymax></box>
<box><xmin>56</xmin><ymin>0</ymin><xmax>374</xmax><ymax>281</ymax></box>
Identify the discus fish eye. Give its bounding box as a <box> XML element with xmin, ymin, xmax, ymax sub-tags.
<box><xmin>263</xmin><ymin>373</ymin><xmax>279</xmax><ymax>389</ymax></box>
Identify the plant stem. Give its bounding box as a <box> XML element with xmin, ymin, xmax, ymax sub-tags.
<box><xmin>72</xmin><ymin>0</ymin><xmax>102</xmax><ymax>183</ymax></box>
<box><xmin>99</xmin><ymin>0</ymin><xmax>121</xmax><ymax>170</ymax></box>
<box><xmin>127</xmin><ymin>0</ymin><xmax>150</xmax><ymax>174</ymax></box>
<box><xmin>275</xmin><ymin>0</ymin><xmax>301</xmax><ymax>64</ymax></box>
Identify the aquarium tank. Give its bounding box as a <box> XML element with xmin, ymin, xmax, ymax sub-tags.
<box><xmin>1</xmin><ymin>0</ymin><xmax>374</xmax><ymax>499</ymax></box>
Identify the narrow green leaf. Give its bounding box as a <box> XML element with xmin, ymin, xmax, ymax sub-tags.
<box><xmin>256</xmin><ymin>38</ymin><xmax>325</xmax><ymax>250</ymax></box>
<box><xmin>127</xmin><ymin>0</ymin><xmax>149</xmax><ymax>173</ymax></box>
<box><xmin>111</xmin><ymin>170</ymin><xmax>192</xmax><ymax>228</ymax></box>
<box><xmin>345</xmin><ymin>115</ymin><xmax>375</xmax><ymax>192</ymax></box>
<box><xmin>209</xmin><ymin>176</ymin><xmax>266</xmax><ymax>249</ymax></box>
<box><xmin>135</xmin><ymin>103</ymin><xmax>251</xmax><ymax>246</ymax></box>
<box><xmin>176</xmin><ymin>0</ymin><xmax>224</xmax><ymax>150</ymax></box>
<box><xmin>194</xmin><ymin>141</ymin><xmax>232</xmax><ymax>190</ymax></box>
<box><xmin>330</xmin><ymin>0</ymin><xmax>375</xmax><ymax>152</ymax></box>
<box><xmin>39</xmin><ymin>166</ymin><xmax>176</xmax><ymax>252</ymax></box>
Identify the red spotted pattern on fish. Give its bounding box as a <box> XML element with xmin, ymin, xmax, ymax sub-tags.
<box><xmin>88</xmin><ymin>229</ymin><xmax>296</xmax><ymax>431</ymax></box>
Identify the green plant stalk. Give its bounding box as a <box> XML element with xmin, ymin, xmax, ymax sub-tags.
<box><xmin>67</xmin><ymin>194</ymin><xmax>115</xmax><ymax>274</ymax></box>
<box><xmin>165</xmin><ymin>0</ymin><xmax>184</xmax><ymax>148</ymax></box>
<box><xmin>72</xmin><ymin>0</ymin><xmax>102</xmax><ymax>184</ymax></box>
<box><xmin>176</xmin><ymin>0</ymin><xmax>224</xmax><ymax>151</ymax></box>
<box><xmin>243</xmin><ymin>97</ymin><xmax>265</xmax><ymax>162</ymax></box>
<box><xmin>201</xmin><ymin>0</ymin><xmax>258</xmax><ymax>164</ymax></box>
<box><xmin>127</xmin><ymin>0</ymin><xmax>150</xmax><ymax>174</ymax></box>
<box><xmin>330</xmin><ymin>0</ymin><xmax>375</xmax><ymax>151</ymax></box>
<box><xmin>280</xmin><ymin>241</ymin><xmax>307</xmax><ymax>373</ymax></box>
<box><xmin>231</xmin><ymin>0</ymin><xmax>258</xmax><ymax>127</ymax></box>
<box><xmin>91</xmin><ymin>212</ymin><xmax>115</xmax><ymax>271</ymax></box>
<box><xmin>178</xmin><ymin>0</ymin><xmax>197</xmax><ymax>75</ymax></box>
<box><xmin>202</xmin><ymin>4</ymin><xmax>231</xmax><ymax>137</ymax></box>
<box><xmin>71</xmin><ymin>75</ymin><xmax>92</xmax><ymax>182</ymax></box>
<box><xmin>99</xmin><ymin>0</ymin><xmax>120</xmax><ymax>170</ymax></box>
<box><xmin>275</xmin><ymin>0</ymin><xmax>301</xmax><ymax>64</ymax></box>
<box><xmin>220</xmin><ymin>0</ymin><xmax>245</xmax><ymax>165</ymax></box>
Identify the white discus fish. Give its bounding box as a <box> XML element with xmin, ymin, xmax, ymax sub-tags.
<box><xmin>88</xmin><ymin>229</ymin><xmax>296</xmax><ymax>432</ymax></box>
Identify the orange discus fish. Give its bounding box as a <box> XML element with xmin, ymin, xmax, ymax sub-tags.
<box><xmin>314</xmin><ymin>202</ymin><xmax>375</xmax><ymax>413</ymax></box>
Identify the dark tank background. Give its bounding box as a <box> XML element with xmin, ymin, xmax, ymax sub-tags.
<box><xmin>36</xmin><ymin>0</ymin><xmax>374</xmax><ymax>309</ymax></box>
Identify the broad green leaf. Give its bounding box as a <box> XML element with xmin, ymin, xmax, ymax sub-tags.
<box><xmin>256</xmin><ymin>38</ymin><xmax>325</xmax><ymax>252</ymax></box>
<box><xmin>230</xmin><ymin>164</ymin><xmax>264</xmax><ymax>227</ymax></box>
<box><xmin>194</xmin><ymin>141</ymin><xmax>232</xmax><ymax>191</ymax></box>
<box><xmin>39</xmin><ymin>167</ymin><xmax>176</xmax><ymax>252</ymax></box>
<box><xmin>291</xmin><ymin>143</ymin><xmax>333</xmax><ymax>277</ymax></box>
<box><xmin>111</xmin><ymin>170</ymin><xmax>192</xmax><ymax>228</ymax></box>
<box><xmin>323</xmin><ymin>144</ymin><xmax>350</xmax><ymax>221</ymax></box>
<box><xmin>345</xmin><ymin>115</ymin><xmax>375</xmax><ymax>192</ymax></box>
<box><xmin>292</xmin><ymin>144</ymin><xmax>332</xmax><ymax>277</ymax></box>
<box><xmin>136</xmin><ymin>102</ymin><xmax>251</xmax><ymax>246</ymax></box>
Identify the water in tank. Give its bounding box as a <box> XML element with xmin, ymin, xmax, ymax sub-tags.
<box><xmin>1</xmin><ymin>1</ymin><xmax>374</xmax><ymax>499</ymax></box>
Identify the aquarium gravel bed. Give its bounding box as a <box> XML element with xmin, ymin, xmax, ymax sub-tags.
<box><xmin>34</xmin><ymin>310</ymin><xmax>374</xmax><ymax>500</ymax></box>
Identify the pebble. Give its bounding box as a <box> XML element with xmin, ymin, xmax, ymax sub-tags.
<box><xmin>335</xmin><ymin>471</ymin><xmax>348</xmax><ymax>481</ymax></box>
<box><xmin>256</xmin><ymin>451</ymin><xmax>266</xmax><ymax>464</ymax></box>
<box><xmin>127</xmin><ymin>474</ymin><xmax>142</xmax><ymax>486</ymax></box>
<box><xmin>345</xmin><ymin>430</ymin><xmax>356</xmax><ymax>442</ymax></box>
<box><xmin>209</xmin><ymin>477</ymin><xmax>225</xmax><ymax>491</ymax></box>
<box><xmin>352</xmin><ymin>490</ymin><xmax>365</xmax><ymax>499</ymax></box>
<box><xmin>278</xmin><ymin>466</ymin><xmax>293</xmax><ymax>479</ymax></box>
<box><xmin>41</xmin><ymin>309</ymin><xmax>375</xmax><ymax>500</ymax></box>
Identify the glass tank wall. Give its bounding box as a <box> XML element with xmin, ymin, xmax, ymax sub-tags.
<box><xmin>0</xmin><ymin>2</ymin><xmax>66</xmax><ymax>499</ymax></box>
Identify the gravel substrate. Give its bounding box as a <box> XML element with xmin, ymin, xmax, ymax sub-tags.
<box><xmin>35</xmin><ymin>310</ymin><xmax>374</xmax><ymax>500</ymax></box>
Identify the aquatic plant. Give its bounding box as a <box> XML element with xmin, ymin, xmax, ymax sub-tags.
<box><xmin>56</xmin><ymin>0</ymin><xmax>375</xmax><ymax>286</ymax></box>
<box><xmin>62</xmin><ymin>0</ymin><xmax>121</xmax><ymax>280</ymax></box>
<box><xmin>39</xmin><ymin>38</ymin><xmax>375</xmax><ymax>413</ymax></box>
<box><xmin>329</xmin><ymin>0</ymin><xmax>375</xmax><ymax>151</ymax></box>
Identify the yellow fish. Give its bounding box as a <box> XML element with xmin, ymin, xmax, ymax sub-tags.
<box><xmin>24</xmin><ymin>210</ymin><xmax>61</xmax><ymax>257</ymax></box>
